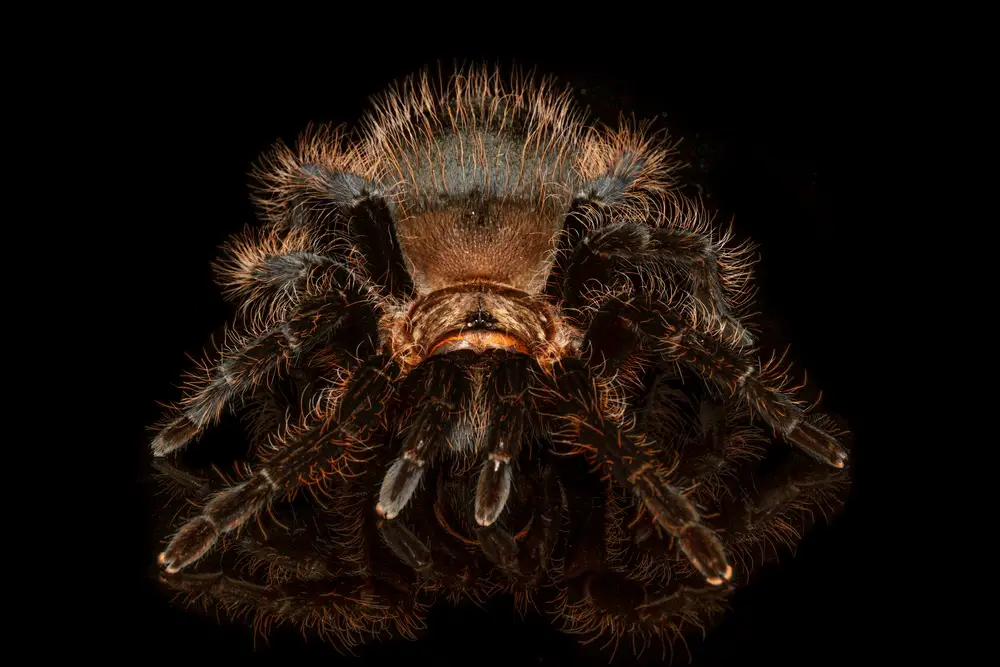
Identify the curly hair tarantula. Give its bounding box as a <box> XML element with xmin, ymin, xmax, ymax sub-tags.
<box><xmin>150</xmin><ymin>65</ymin><xmax>851</xmax><ymax>657</ymax></box>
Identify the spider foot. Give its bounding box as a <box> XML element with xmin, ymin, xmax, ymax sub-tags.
<box><xmin>633</xmin><ymin>469</ymin><xmax>732</xmax><ymax>586</ymax></box>
<box><xmin>643</xmin><ymin>494</ymin><xmax>732</xmax><ymax>586</ymax></box>
<box><xmin>151</xmin><ymin>415</ymin><xmax>200</xmax><ymax>457</ymax></box>
<box><xmin>377</xmin><ymin>455</ymin><xmax>426</xmax><ymax>520</ymax></box>
<box><xmin>678</xmin><ymin>525</ymin><xmax>732</xmax><ymax>586</ymax></box>
<box><xmin>377</xmin><ymin>356</ymin><xmax>474</xmax><ymax>521</ymax></box>
<box><xmin>786</xmin><ymin>419</ymin><xmax>848</xmax><ymax>468</ymax></box>
<box><xmin>474</xmin><ymin>354</ymin><xmax>531</xmax><ymax>527</ymax></box>
<box><xmin>378</xmin><ymin>517</ymin><xmax>433</xmax><ymax>572</ymax></box>
<box><xmin>158</xmin><ymin>517</ymin><xmax>220</xmax><ymax>574</ymax></box>
<box><xmin>475</xmin><ymin>453</ymin><xmax>513</xmax><ymax>527</ymax></box>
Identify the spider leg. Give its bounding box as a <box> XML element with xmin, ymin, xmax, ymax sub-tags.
<box><xmin>159</xmin><ymin>569</ymin><xmax>426</xmax><ymax>651</ymax></box>
<box><xmin>213</xmin><ymin>229</ymin><xmax>363</xmax><ymax>319</ymax></box>
<box><xmin>621</xmin><ymin>378</ymin><xmax>849</xmax><ymax>582</ymax></box>
<box><xmin>475</xmin><ymin>463</ymin><xmax>562</xmax><ymax>587</ymax></box>
<box><xmin>557</xmin><ymin>570</ymin><xmax>729</xmax><ymax>660</ymax></box>
<box><xmin>474</xmin><ymin>352</ymin><xmax>537</xmax><ymax>527</ymax></box>
<box><xmin>157</xmin><ymin>354</ymin><xmax>398</xmax><ymax>574</ymax></box>
<box><xmin>617</xmin><ymin>391</ymin><xmax>767</xmax><ymax>582</ymax></box>
<box><xmin>151</xmin><ymin>288</ymin><xmax>374</xmax><ymax>457</ymax></box>
<box><xmin>152</xmin><ymin>457</ymin><xmax>352</xmax><ymax>580</ymax></box>
<box><xmin>538</xmin><ymin>356</ymin><xmax>733</xmax><ymax>587</ymax></box>
<box><xmin>710</xmin><ymin>444</ymin><xmax>850</xmax><ymax>574</ymax></box>
<box><xmin>556</xmin><ymin>473</ymin><xmax>727</xmax><ymax>661</ymax></box>
<box><xmin>252</xmin><ymin>139</ymin><xmax>414</xmax><ymax>299</ymax></box>
<box><xmin>376</xmin><ymin>355</ymin><xmax>474</xmax><ymax>520</ymax></box>
<box><xmin>562</xmin><ymin>217</ymin><xmax>756</xmax><ymax>347</ymax></box>
<box><xmin>378</xmin><ymin>476</ymin><xmax>497</xmax><ymax>600</ymax></box>
<box><xmin>625</xmin><ymin>300</ymin><xmax>849</xmax><ymax>469</ymax></box>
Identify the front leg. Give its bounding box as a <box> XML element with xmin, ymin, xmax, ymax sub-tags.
<box><xmin>562</xmin><ymin>218</ymin><xmax>756</xmax><ymax>347</ymax></box>
<box><xmin>151</xmin><ymin>287</ymin><xmax>374</xmax><ymax>457</ymax></box>
<box><xmin>626</xmin><ymin>300</ymin><xmax>849</xmax><ymax>469</ymax></box>
<box><xmin>537</xmin><ymin>357</ymin><xmax>733</xmax><ymax>587</ymax></box>
<box><xmin>157</xmin><ymin>354</ymin><xmax>398</xmax><ymax>573</ymax></box>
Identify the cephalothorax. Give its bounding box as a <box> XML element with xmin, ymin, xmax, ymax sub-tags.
<box><xmin>151</xmin><ymin>65</ymin><xmax>850</xmax><ymax>654</ymax></box>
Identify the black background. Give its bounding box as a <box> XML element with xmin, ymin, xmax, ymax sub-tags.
<box><xmin>97</xmin><ymin>39</ymin><xmax>892</xmax><ymax>666</ymax></box>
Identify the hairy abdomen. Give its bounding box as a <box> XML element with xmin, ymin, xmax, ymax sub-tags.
<box><xmin>396</xmin><ymin>195</ymin><xmax>561</xmax><ymax>293</ymax></box>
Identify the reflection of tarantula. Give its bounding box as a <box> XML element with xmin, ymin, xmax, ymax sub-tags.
<box><xmin>151</xmin><ymin>65</ymin><xmax>850</xmax><ymax>655</ymax></box>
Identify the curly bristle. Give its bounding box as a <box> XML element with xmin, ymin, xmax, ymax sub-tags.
<box><xmin>359</xmin><ymin>65</ymin><xmax>585</xmax><ymax>212</ymax></box>
<box><xmin>213</xmin><ymin>225</ymin><xmax>322</xmax><ymax>319</ymax></box>
<box><xmin>576</xmin><ymin>118</ymin><xmax>683</xmax><ymax>219</ymax></box>
<box><xmin>552</xmin><ymin>576</ymin><xmax>728</xmax><ymax>663</ymax></box>
<box><xmin>252</xmin><ymin>64</ymin><xmax>685</xmax><ymax>224</ymax></box>
<box><xmin>252</xmin><ymin>124</ymin><xmax>366</xmax><ymax>228</ymax></box>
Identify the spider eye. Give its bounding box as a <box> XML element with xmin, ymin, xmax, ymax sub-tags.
<box><xmin>465</xmin><ymin>310</ymin><xmax>497</xmax><ymax>328</ymax></box>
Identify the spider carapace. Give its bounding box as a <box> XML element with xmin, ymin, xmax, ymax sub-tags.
<box><xmin>150</xmin><ymin>65</ymin><xmax>851</xmax><ymax>658</ymax></box>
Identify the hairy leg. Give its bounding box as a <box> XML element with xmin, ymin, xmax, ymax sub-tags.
<box><xmin>250</xmin><ymin>133</ymin><xmax>414</xmax><ymax>300</ymax></box>
<box><xmin>473</xmin><ymin>352</ymin><xmax>538</xmax><ymax>527</ymax></box>
<box><xmin>560</xmin><ymin>214</ymin><xmax>756</xmax><ymax>347</ymax></box>
<box><xmin>151</xmin><ymin>285</ymin><xmax>375</xmax><ymax>457</ymax></box>
<box><xmin>554</xmin><ymin>470</ymin><xmax>728</xmax><ymax>661</ymax></box>
<box><xmin>152</xmin><ymin>458</ymin><xmax>362</xmax><ymax>581</ymax></box>
<box><xmin>376</xmin><ymin>354</ymin><xmax>474</xmax><ymax>520</ymax></box>
<box><xmin>157</xmin><ymin>354</ymin><xmax>398</xmax><ymax>573</ymax></box>
<box><xmin>536</xmin><ymin>356</ymin><xmax>733</xmax><ymax>587</ymax></box>
<box><xmin>622</xmin><ymin>298</ymin><xmax>849</xmax><ymax>469</ymax></box>
<box><xmin>160</xmin><ymin>569</ymin><xmax>426</xmax><ymax>652</ymax></box>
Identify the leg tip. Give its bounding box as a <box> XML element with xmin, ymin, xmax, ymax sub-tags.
<box><xmin>704</xmin><ymin>564</ymin><xmax>733</xmax><ymax>586</ymax></box>
<box><xmin>157</xmin><ymin>551</ymin><xmax>180</xmax><ymax>573</ymax></box>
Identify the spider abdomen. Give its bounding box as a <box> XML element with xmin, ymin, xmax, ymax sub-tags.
<box><xmin>395</xmin><ymin>197</ymin><xmax>562</xmax><ymax>294</ymax></box>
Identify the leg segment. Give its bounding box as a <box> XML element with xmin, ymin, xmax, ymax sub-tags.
<box><xmin>376</xmin><ymin>355</ymin><xmax>474</xmax><ymax>520</ymax></box>
<box><xmin>152</xmin><ymin>458</ymin><xmax>355</xmax><ymax>581</ymax></box>
<box><xmin>151</xmin><ymin>289</ymin><xmax>372</xmax><ymax>457</ymax></box>
<box><xmin>624</xmin><ymin>300</ymin><xmax>848</xmax><ymax>468</ymax></box>
<box><xmin>538</xmin><ymin>357</ymin><xmax>733</xmax><ymax>586</ymax></box>
<box><xmin>157</xmin><ymin>354</ymin><xmax>398</xmax><ymax>573</ymax></box>
<box><xmin>709</xmin><ymin>445</ymin><xmax>851</xmax><ymax>575</ymax></box>
<box><xmin>556</xmin><ymin>471</ymin><xmax>728</xmax><ymax>660</ymax></box>
<box><xmin>474</xmin><ymin>353</ymin><xmax>537</xmax><ymax>527</ymax></box>
<box><xmin>251</xmin><ymin>140</ymin><xmax>414</xmax><ymax>299</ymax></box>
<box><xmin>557</xmin><ymin>570</ymin><xmax>730</xmax><ymax>660</ymax></box>
<box><xmin>561</xmin><ymin>219</ymin><xmax>756</xmax><ymax>347</ymax></box>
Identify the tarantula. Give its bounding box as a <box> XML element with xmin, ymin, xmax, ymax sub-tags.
<box><xmin>150</xmin><ymin>65</ymin><xmax>851</xmax><ymax>655</ymax></box>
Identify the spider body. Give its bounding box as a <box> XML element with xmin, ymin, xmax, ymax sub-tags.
<box><xmin>150</xmin><ymin>65</ymin><xmax>851</xmax><ymax>657</ymax></box>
